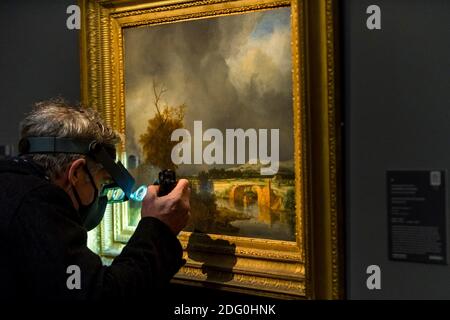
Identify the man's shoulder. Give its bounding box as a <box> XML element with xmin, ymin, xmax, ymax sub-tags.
<box><xmin>0</xmin><ymin>159</ymin><xmax>75</xmax><ymax>228</ymax></box>
<box><xmin>0</xmin><ymin>158</ymin><xmax>56</xmax><ymax>199</ymax></box>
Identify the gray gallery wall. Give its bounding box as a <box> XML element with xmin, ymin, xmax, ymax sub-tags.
<box><xmin>0</xmin><ymin>0</ymin><xmax>80</xmax><ymax>151</ymax></box>
<box><xmin>343</xmin><ymin>0</ymin><xmax>450</xmax><ymax>299</ymax></box>
<box><xmin>1</xmin><ymin>0</ymin><xmax>450</xmax><ymax>299</ymax></box>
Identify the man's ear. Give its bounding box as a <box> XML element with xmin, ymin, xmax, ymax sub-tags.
<box><xmin>67</xmin><ymin>158</ymin><xmax>87</xmax><ymax>185</ymax></box>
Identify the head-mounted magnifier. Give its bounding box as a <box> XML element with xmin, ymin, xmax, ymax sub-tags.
<box><xmin>18</xmin><ymin>137</ymin><xmax>147</xmax><ymax>204</ymax></box>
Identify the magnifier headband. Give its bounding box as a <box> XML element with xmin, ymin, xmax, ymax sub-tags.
<box><xmin>18</xmin><ymin>137</ymin><xmax>136</xmax><ymax>202</ymax></box>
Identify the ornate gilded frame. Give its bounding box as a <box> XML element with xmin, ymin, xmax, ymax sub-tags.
<box><xmin>80</xmin><ymin>0</ymin><xmax>342</xmax><ymax>299</ymax></box>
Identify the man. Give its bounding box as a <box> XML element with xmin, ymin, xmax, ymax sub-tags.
<box><xmin>0</xmin><ymin>99</ymin><xmax>190</xmax><ymax>300</ymax></box>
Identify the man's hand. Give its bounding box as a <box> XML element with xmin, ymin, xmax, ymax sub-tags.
<box><xmin>141</xmin><ymin>179</ymin><xmax>191</xmax><ymax>235</ymax></box>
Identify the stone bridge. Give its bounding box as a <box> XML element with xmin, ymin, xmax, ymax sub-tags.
<box><xmin>227</xmin><ymin>180</ymin><xmax>283</xmax><ymax>224</ymax></box>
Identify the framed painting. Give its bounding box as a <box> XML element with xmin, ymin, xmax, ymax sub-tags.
<box><xmin>80</xmin><ymin>0</ymin><xmax>343</xmax><ymax>299</ymax></box>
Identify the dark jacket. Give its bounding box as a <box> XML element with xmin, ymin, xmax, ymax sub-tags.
<box><xmin>0</xmin><ymin>158</ymin><xmax>184</xmax><ymax>300</ymax></box>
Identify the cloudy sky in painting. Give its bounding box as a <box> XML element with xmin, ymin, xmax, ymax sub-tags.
<box><xmin>124</xmin><ymin>7</ymin><xmax>293</xmax><ymax>170</ymax></box>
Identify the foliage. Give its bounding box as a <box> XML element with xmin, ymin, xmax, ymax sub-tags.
<box><xmin>139</xmin><ymin>82</ymin><xmax>185</xmax><ymax>170</ymax></box>
<box><xmin>284</xmin><ymin>188</ymin><xmax>296</xmax><ymax>236</ymax></box>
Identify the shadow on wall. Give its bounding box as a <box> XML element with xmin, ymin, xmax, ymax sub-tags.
<box><xmin>186</xmin><ymin>230</ymin><xmax>237</xmax><ymax>285</ymax></box>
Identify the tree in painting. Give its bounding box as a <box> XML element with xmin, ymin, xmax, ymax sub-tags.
<box><xmin>139</xmin><ymin>82</ymin><xmax>186</xmax><ymax>170</ymax></box>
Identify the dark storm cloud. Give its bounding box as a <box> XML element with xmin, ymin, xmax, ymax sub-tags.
<box><xmin>124</xmin><ymin>7</ymin><xmax>293</xmax><ymax>163</ymax></box>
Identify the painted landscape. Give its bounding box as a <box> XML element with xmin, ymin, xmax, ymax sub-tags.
<box><xmin>124</xmin><ymin>7</ymin><xmax>296</xmax><ymax>241</ymax></box>
<box><xmin>127</xmin><ymin>160</ymin><xmax>296</xmax><ymax>241</ymax></box>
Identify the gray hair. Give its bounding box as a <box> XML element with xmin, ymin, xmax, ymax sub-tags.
<box><xmin>20</xmin><ymin>98</ymin><xmax>120</xmax><ymax>180</ymax></box>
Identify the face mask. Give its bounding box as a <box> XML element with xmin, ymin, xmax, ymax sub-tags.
<box><xmin>72</xmin><ymin>165</ymin><xmax>108</xmax><ymax>231</ymax></box>
<box><xmin>79</xmin><ymin>194</ymin><xmax>108</xmax><ymax>231</ymax></box>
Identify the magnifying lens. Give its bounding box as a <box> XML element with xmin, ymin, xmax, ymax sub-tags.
<box><xmin>102</xmin><ymin>169</ymin><xmax>177</xmax><ymax>204</ymax></box>
<box><xmin>102</xmin><ymin>184</ymin><xmax>148</xmax><ymax>204</ymax></box>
